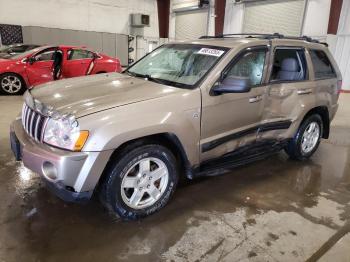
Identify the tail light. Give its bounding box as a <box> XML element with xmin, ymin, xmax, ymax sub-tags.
<box><xmin>337</xmin><ymin>80</ymin><xmax>342</xmax><ymax>94</ymax></box>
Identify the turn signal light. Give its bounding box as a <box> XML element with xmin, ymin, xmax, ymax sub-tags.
<box><xmin>74</xmin><ymin>131</ymin><xmax>89</xmax><ymax>151</ymax></box>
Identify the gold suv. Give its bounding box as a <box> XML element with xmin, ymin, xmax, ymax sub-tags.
<box><xmin>10</xmin><ymin>34</ymin><xmax>342</xmax><ymax>219</ymax></box>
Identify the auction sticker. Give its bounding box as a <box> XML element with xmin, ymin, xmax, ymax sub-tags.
<box><xmin>197</xmin><ymin>48</ymin><xmax>225</xmax><ymax>57</ymax></box>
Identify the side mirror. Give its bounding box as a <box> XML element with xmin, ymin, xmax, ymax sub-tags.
<box><xmin>212</xmin><ymin>77</ymin><xmax>252</xmax><ymax>95</ymax></box>
<box><xmin>28</xmin><ymin>57</ymin><xmax>36</xmax><ymax>65</ymax></box>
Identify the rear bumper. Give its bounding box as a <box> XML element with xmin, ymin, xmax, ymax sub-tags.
<box><xmin>10</xmin><ymin>119</ymin><xmax>113</xmax><ymax>203</ymax></box>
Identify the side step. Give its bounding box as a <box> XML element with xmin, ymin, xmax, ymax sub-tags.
<box><xmin>194</xmin><ymin>140</ymin><xmax>289</xmax><ymax>177</ymax></box>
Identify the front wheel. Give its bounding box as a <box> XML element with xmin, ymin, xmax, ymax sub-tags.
<box><xmin>100</xmin><ymin>144</ymin><xmax>178</xmax><ymax>220</ymax></box>
<box><xmin>285</xmin><ymin>114</ymin><xmax>323</xmax><ymax>161</ymax></box>
<box><xmin>0</xmin><ymin>73</ymin><xmax>26</xmax><ymax>95</ymax></box>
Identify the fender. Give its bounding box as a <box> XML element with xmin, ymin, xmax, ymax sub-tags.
<box><xmin>79</xmin><ymin>90</ymin><xmax>202</xmax><ymax>167</ymax></box>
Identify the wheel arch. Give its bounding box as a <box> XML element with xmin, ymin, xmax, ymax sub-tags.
<box><xmin>98</xmin><ymin>132</ymin><xmax>193</xmax><ymax>188</ymax></box>
<box><xmin>301</xmin><ymin>106</ymin><xmax>330</xmax><ymax>139</ymax></box>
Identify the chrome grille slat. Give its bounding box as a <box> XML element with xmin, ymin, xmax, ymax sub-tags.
<box><xmin>25</xmin><ymin>107</ymin><xmax>31</xmax><ymax>131</ymax></box>
<box><xmin>34</xmin><ymin>114</ymin><xmax>41</xmax><ymax>141</ymax></box>
<box><xmin>21</xmin><ymin>103</ymin><xmax>48</xmax><ymax>142</ymax></box>
<box><xmin>28</xmin><ymin>111</ymin><xmax>35</xmax><ymax>137</ymax></box>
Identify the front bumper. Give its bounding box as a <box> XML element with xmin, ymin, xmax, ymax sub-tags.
<box><xmin>10</xmin><ymin>119</ymin><xmax>113</xmax><ymax>203</ymax></box>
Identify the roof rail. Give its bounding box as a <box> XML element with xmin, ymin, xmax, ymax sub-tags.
<box><xmin>199</xmin><ymin>33</ymin><xmax>326</xmax><ymax>45</ymax></box>
<box><xmin>199</xmin><ymin>33</ymin><xmax>283</xmax><ymax>39</ymax></box>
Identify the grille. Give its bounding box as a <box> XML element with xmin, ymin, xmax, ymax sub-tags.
<box><xmin>21</xmin><ymin>103</ymin><xmax>48</xmax><ymax>141</ymax></box>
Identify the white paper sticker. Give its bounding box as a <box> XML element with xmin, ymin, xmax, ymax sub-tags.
<box><xmin>197</xmin><ymin>48</ymin><xmax>225</xmax><ymax>57</ymax></box>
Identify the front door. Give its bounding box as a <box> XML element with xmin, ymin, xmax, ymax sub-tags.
<box><xmin>200</xmin><ymin>46</ymin><xmax>269</xmax><ymax>162</ymax></box>
<box><xmin>62</xmin><ymin>49</ymin><xmax>95</xmax><ymax>78</ymax></box>
<box><xmin>259</xmin><ymin>45</ymin><xmax>310</xmax><ymax>141</ymax></box>
<box><xmin>25</xmin><ymin>47</ymin><xmax>56</xmax><ymax>86</ymax></box>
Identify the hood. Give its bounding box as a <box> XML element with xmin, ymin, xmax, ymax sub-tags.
<box><xmin>30</xmin><ymin>73</ymin><xmax>185</xmax><ymax>118</ymax></box>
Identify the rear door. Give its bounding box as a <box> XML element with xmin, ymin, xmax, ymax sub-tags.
<box><xmin>200</xmin><ymin>46</ymin><xmax>270</xmax><ymax>162</ymax></box>
<box><xmin>259</xmin><ymin>44</ymin><xmax>311</xmax><ymax>141</ymax></box>
<box><xmin>25</xmin><ymin>47</ymin><xmax>56</xmax><ymax>86</ymax></box>
<box><xmin>62</xmin><ymin>49</ymin><xmax>95</xmax><ymax>78</ymax></box>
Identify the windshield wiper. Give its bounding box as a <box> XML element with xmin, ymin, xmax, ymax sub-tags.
<box><xmin>142</xmin><ymin>74</ymin><xmax>168</xmax><ymax>85</ymax></box>
<box><xmin>126</xmin><ymin>71</ymin><xmax>166</xmax><ymax>85</ymax></box>
<box><xmin>124</xmin><ymin>70</ymin><xmax>138</xmax><ymax>77</ymax></box>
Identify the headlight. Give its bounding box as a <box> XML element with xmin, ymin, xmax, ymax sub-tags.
<box><xmin>43</xmin><ymin>115</ymin><xmax>89</xmax><ymax>151</ymax></box>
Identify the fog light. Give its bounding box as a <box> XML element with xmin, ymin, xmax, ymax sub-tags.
<box><xmin>42</xmin><ymin>161</ymin><xmax>58</xmax><ymax>180</ymax></box>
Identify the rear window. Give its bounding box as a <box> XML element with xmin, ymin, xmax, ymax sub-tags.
<box><xmin>309</xmin><ymin>50</ymin><xmax>336</xmax><ymax>79</ymax></box>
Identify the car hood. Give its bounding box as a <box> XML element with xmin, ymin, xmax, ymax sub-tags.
<box><xmin>29</xmin><ymin>73</ymin><xmax>185</xmax><ymax>118</ymax></box>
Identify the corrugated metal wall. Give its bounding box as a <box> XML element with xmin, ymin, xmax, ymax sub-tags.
<box><xmin>243</xmin><ymin>0</ymin><xmax>306</xmax><ymax>36</ymax></box>
<box><xmin>175</xmin><ymin>10</ymin><xmax>208</xmax><ymax>40</ymax></box>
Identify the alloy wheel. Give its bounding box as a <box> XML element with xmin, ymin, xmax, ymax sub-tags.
<box><xmin>121</xmin><ymin>157</ymin><xmax>169</xmax><ymax>209</ymax></box>
<box><xmin>1</xmin><ymin>75</ymin><xmax>22</xmax><ymax>94</ymax></box>
<box><xmin>301</xmin><ymin>121</ymin><xmax>320</xmax><ymax>154</ymax></box>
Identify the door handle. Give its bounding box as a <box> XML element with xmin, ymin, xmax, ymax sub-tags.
<box><xmin>297</xmin><ymin>88</ymin><xmax>312</xmax><ymax>95</ymax></box>
<box><xmin>249</xmin><ymin>95</ymin><xmax>262</xmax><ymax>103</ymax></box>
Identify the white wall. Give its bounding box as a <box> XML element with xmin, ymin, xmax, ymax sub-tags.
<box><xmin>0</xmin><ymin>0</ymin><xmax>159</xmax><ymax>37</ymax></box>
<box><xmin>223</xmin><ymin>1</ymin><xmax>244</xmax><ymax>34</ymax></box>
<box><xmin>302</xmin><ymin>0</ymin><xmax>331</xmax><ymax>40</ymax></box>
<box><xmin>328</xmin><ymin>0</ymin><xmax>350</xmax><ymax>90</ymax></box>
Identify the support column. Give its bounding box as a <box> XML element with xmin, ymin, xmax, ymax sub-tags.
<box><xmin>215</xmin><ymin>0</ymin><xmax>226</xmax><ymax>36</ymax></box>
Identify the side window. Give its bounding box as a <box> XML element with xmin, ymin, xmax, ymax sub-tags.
<box><xmin>67</xmin><ymin>49</ymin><xmax>94</xmax><ymax>60</ymax></box>
<box><xmin>224</xmin><ymin>49</ymin><xmax>267</xmax><ymax>87</ymax></box>
<box><xmin>270</xmin><ymin>48</ymin><xmax>307</xmax><ymax>82</ymax></box>
<box><xmin>309</xmin><ymin>50</ymin><xmax>336</xmax><ymax>79</ymax></box>
<box><xmin>34</xmin><ymin>48</ymin><xmax>55</xmax><ymax>61</ymax></box>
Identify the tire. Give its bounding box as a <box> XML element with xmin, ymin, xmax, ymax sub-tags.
<box><xmin>285</xmin><ymin>114</ymin><xmax>323</xmax><ymax>161</ymax></box>
<box><xmin>0</xmin><ymin>73</ymin><xmax>26</xmax><ymax>95</ymax></box>
<box><xmin>100</xmin><ymin>144</ymin><xmax>178</xmax><ymax>220</ymax></box>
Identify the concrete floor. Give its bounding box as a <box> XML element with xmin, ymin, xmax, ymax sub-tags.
<box><xmin>0</xmin><ymin>95</ymin><xmax>350</xmax><ymax>262</ymax></box>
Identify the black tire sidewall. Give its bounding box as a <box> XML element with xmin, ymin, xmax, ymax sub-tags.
<box><xmin>105</xmin><ymin>145</ymin><xmax>178</xmax><ymax>220</ymax></box>
<box><xmin>0</xmin><ymin>73</ymin><xmax>26</xmax><ymax>95</ymax></box>
<box><xmin>294</xmin><ymin>114</ymin><xmax>323</xmax><ymax>159</ymax></box>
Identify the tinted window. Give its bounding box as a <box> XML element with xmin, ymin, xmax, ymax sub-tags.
<box><xmin>68</xmin><ymin>49</ymin><xmax>94</xmax><ymax>60</ymax></box>
<box><xmin>224</xmin><ymin>49</ymin><xmax>267</xmax><ymax>86</ymax></box>
<box><xmin>10</xmin><ymin>46</ymin><xmax>27</xmax><ymax>53</ymax></box>
<box><xmin>310</xmin><ymin>50</ymin><xmax>336</xmax><ymax>79</ymax></box>
<box><xmin>271</xmin><ymin>48</ymin><xmax>307</xmax><ymax>82</ymax></box>
<box><xmin>34</xmin><ymin>48</ymin><xmax>56</xmax><ymax>61</ymax></box>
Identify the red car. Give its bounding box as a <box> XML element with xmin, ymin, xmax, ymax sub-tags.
<box><xmin>0</xmin><ymin>45</ymin><xmax>122</xmax><ymax>95</ymax></box>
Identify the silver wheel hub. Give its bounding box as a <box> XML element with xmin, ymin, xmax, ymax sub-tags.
<box><xmin>301</xmin><ymin>122</ymin><xmax>320</xmax><ymax>154</ymax></box>
<box><xmin>1</xmin><ymin>75</ymin><xmax>22</xmax><ymax>93</ymax></box>
<box><xmin>121</xmin><ymin>157</ymin><xmax>169</xmax><ymax>209</ymax></box>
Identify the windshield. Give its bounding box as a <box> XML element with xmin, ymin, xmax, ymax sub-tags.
<box><xmin>0</xmin><ymin>46</ymin><xmax>9</xmax><ymax>52</ymax></box>
<box><xmin>126</xmin><ymin>44</ymin><xmax>228</xmax><ymax>88</ymax></box>
<box><xmin>7</xmin><ymin>47</ymin><xmax>44</xmax><ymax>60</ymax></box>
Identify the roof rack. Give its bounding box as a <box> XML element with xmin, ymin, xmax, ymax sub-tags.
<box><xmin>199</xmin><ymin>33</ymin><xmax>324</xmax><ymax>45</ymax></box>
<box><xmin>199</xmin><ymin>33</ymin><xmax>284</xmax><ymax>39</ymax></box>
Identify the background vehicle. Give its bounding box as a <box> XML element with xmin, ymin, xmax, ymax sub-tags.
<box><xmin>0</xmin><ymin>45</ymin><xmax>122</xmax><ymax>95</ymax></box>
<box><xmin>10</xmin><ymin>34</ymin><xmax>341</xmax><ymax>220</ymax></box>
<box><xmin>0</xmin><ymin>44</ymin><xmax>40</xmax><ymax>59</ymax></box>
